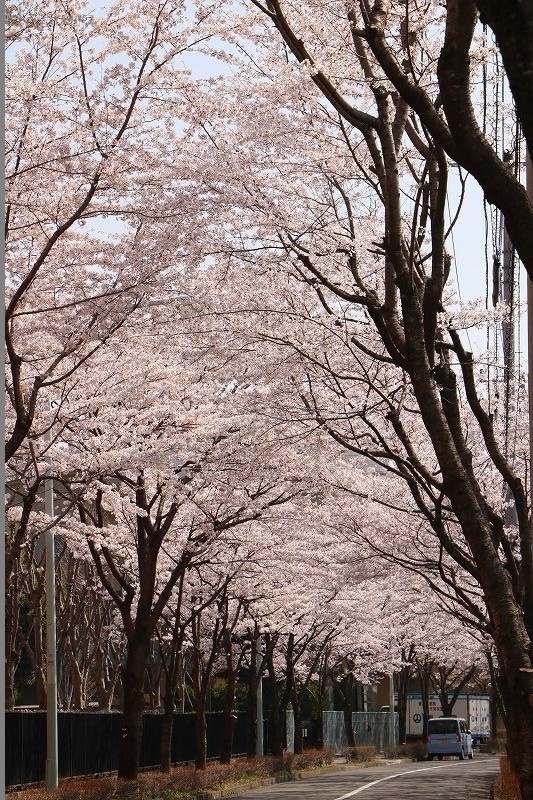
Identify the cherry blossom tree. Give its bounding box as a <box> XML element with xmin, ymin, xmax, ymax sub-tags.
<box><xmin>7</xmin><ymin>0</ymin><xmax>533</xmax><ymax>791</ymax></box>
<box><xmin>179</xmin><ymin>1</ymin><xmax>533</xmax><ymax>790</ymax></box>
<box><xmin>5</xmin><ymin>0</ymin><xmax>230</xmax><ymax>724</ymax></box>
<box><xmin>42</xmin><ymin>280</ymin><xmax>355</xmax><ymax>776</ymax></box>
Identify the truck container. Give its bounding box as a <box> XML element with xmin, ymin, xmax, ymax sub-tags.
<box><xmin>405</xmin><ymin>694</ymin><xmax>490</xmax><ymax>744</ymax></box>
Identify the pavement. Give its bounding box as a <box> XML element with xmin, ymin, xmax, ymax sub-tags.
<box><xmin>218</xmin><ymin>755</ymin><xmax>500</xmax><ymax>800</ymax></box>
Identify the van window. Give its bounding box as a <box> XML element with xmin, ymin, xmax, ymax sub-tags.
<box><xmin>428</xmin><ymin>719</ymin><xmax>459</xmax><ymax>734</ymax></box>
<box><xmin>460</xmin><ymin>721</ymin><xmax>468</xmax><ymax>733</ymax></box>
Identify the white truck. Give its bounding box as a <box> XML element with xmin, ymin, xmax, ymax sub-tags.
<box><xmin>405</xmin><ymin>694</ymin><xmax>491</xmax><ymax>744</ymax></box>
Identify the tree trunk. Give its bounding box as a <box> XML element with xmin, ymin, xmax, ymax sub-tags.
<box><xmin>397</xmin><ymin>693</ymin><xmax>407</xmax><ymax>745</ymax></box>
<box><xmin>397</xmin><ymin>650</ymin><xmax>414</xmax><ymax>745</ymax></box>
<box><xmin>5</xmin><ymin>575</ymin><xmax>20</xmax><ymax>710</ymax></box>
<box><xmin>195</xmin><ymin>697</ymin><xmax>208</xmax><ymax>770</ymax></box>
<box><xmin>292</xmin><ymin>693</ymin><xmax>304</xmax><ymax>754</ymax></box>
<box><xmin>35</xmin><ymin>665</ymin><xmax>47</xmax><ymax>709</ymax></box>
<box><xmin>220</xmin><ymin>666</ymin><xmax>237</xmax><ymax>764</ymax></box>
<box><xmin>498</xmin><ymin>671</ymin><xmax>533</xmax><ymax>799</ymax></box>
<box><xmin>247</xmin><ymin>640</ymin><xmax>258</xmax><ymax>758</ymax></box>
<box><xmin>103</xmin><ymin>662</ymin><xmax>121</xmax><ymax>711</ymax></box>
<box><xmin>270</xmin><ymin>707</ymin><xmax>283</xmax><ymax>758</ymax></box>
<box><xmin>5</xmin><ymin>663</ymin><xmax>16</xmax><ymax>710</ymax></box>
<box><xmin>416</xmin><ymin>658</ymin><xmax>433</xmax><ymax>739</ymax></box>
<box><xmin>160</xmin><ymin>703</ymin><xmax>174</xmax><ymax>773</ymax></box>
<box><xmin>118</xmin><ymin>639</ymin><xmax>148</xmax><ymax>780</ymax></box>
<box><xmin>401</xmin><ymin>292</ymin><xmax>533</xmax><ymax>789</ymax></box>
<box><xmin>314</xmin><ymin>659</ymin><xmax>329</xmax><ymax>750</ymax></box>
<box><xmin>29</xmin><ymin>598</ymin><xmax>47</xmax><ymax>709</ymax></box>
<box><xmin>220</xmin><ymin>711</ymin><xmax>237</xmax><ymax>765</ymax></box>
<box><xmin>159</xmin><ymin>627</ymin><xmax>185</xmax><ymax>771</ymax></box>
<box><xmin>487</xmin><ymin>651</ymin><xmax>506</xmax><ymax>739</ymax></box>
<box><xmin>265</xmin><ymin>647</ymin><xmax>283</xmax><ymax>757</ymax></box>
<box><xmin>70</xmin><ymin>656</ymin><xmax>84</xmax><ymax>710</ymax></box>
<box><xmin>288</xmin><ymin>661</ymin><xmax>304</xmax><ymax>755</ymax></box>
<box><xmin>342</xmin><ymin>674</ymin><xmax>356</xmax><ymax>747</ymax></box>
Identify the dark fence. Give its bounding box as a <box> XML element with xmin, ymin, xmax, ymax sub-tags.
<box><xmin>6</xmin><ymin>711</ymin><xmax>249</xmax><ymax>788</ymax></box>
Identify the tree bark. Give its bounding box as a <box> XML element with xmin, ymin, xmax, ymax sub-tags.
<box><xmin>5</xmin><ymin>567</ymin><xmax>21</xmax><ymax>710</ymax></box>
<box><xmin>220</xmin><ymin>711</ymin><xmax>237</xmax><ymax>765</ymax></box>
<box><xmin>220</xmin><ymin>656</ymin><xmax>237</xmax><ymax>764</ymax></box>
<box><xmin>118</xmin><ymin>638</ymin><xmax>148</xmax><ymax>780</ymax></box>
<box><xmin>264</xmin><ymin>633</ymin><xmax>283</xmax><ymax>757</ymax></box>
<box><xmin>416</xmin><ymin>658</ymin><xmax>433</xmax><ymax>739</ymax></box>
<box><xmin>246</xmin><ymin>650</ymin><xmax>258</xmax><ymax>759</ymax></box>
<box><xmin>474</xmin><ymin>0</ymin><xmax>533</xmax><ymax>161</ymax></box>
<box><xmin>341</xmin><ymin>673</ymin><xmax>356</xmax><ymax>747</ymax></box>
<box><xmin>291</xmin><ymin>691</ymin><xmax>304</xmax><ymax>754</ymax></box>
<box><xmin>397</xmin><ymin>650</ymin><xmax>414</xmax><ymax>745</ymax></box>
<box><xmin>195</xmin><ymin>697</ymin><xmax>208</xmax><ymax>770</ymax></box>
<box><xmin>160</xmin><ymin>703</ymin><xmax>174</xmax><ymax>773</ymax></box>
<box><xmin>5</xmin><ymin>660</ymin><xmax>17</xmax><ymax>710</ymax></box>
<box><xmin>70</xmin><ymin>655</ymin><xmax>84</xmax><ymax>710</ymax></box>
<box><xmin>400</xmin><ymin>281</ymin><xmax>533</xmax><ymax>793</ymax></box>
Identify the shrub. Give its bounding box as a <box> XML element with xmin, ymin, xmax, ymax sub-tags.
<box><xmin>343</xmin><ymin>745</ymin><xmax>378</xmax><ymax>763</ymax></box>
<box><xmin>279</xmin><ymin>748</ymin><xmax>334</xmax><ymax>774</ymax></box>
<box><xmin>6</xmin><ymin>751</ymin><xmax>336</xmax><ymax>800</ymax></box>
<box><xmin>382</xmin><ymin>742</ymin><xmax>426</xmax><ymax>762</ymax></box>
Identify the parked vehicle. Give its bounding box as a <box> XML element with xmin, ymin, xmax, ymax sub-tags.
<box><xmin>426</xmin><ymin>717</ymin><xmax>474</xmax><ymax>761</ymax></box>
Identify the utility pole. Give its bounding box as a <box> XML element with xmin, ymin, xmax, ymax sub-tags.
<box><xmin>256</xmin><ymin>633</ymin><xmax>264</xmax><ymax>757</ymax></box>
<box><xmin>497</xmin><ymin>157</ymin><xmax>520</xmax><ymax>530</ymax></box>
<box><xmin>45</xmin><ymin>463</ymin><xmax>58</xmax><ymax>789</ymax></box>
<box><xmin>526</xmin><ymin>154</ymin><xmax>533</xmax><ymax>724</ymax></box>
<box><xmin>501</xmin><ymin>211</ymin><xmax>516</xmax><ymax>389</ymax></box>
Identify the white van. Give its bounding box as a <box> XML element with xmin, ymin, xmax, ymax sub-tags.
<box><xmin>426</xmin><ymin>717</ymin><xmax>474</xmax><ymax>760</ymax></box>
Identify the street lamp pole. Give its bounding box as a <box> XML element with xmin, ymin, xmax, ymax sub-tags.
<box><xmin>45</xmin><ymin>463</ymin><xmax>58</xmax><ymax>789</ymax></box>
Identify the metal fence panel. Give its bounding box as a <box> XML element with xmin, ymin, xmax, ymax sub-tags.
<box><xmin>351</xmin><ymin>712</ymin><xmax>398</xmax><ymax>749</ymax></box>
<box><xmin>171</xmin><ymin>713</ymin><xmax>196</xmax><ymax>764</ymax></box>
<box><xmin>322</xmin><ymin>711</ymin><xmax>399</xmax><ymax>753</ymax></box>
<box><xmin>322</xmin><ymin>711</ymin><xmax>347</xmax><ymax>754</ymax></box>
<box><xmin>5</xmin><ymin>711</ymin><xmax>249</xmax><ymax>787</ymax></box>
<box><xmin>6</xmin><ymin>712</ymin><xmax>46</xmax><ymax>787</ymax></box>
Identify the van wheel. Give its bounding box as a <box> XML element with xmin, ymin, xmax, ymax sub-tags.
<box><xmin>427</xmin><ymin>755</ymin><xmax>434</xmax><ymax>761</ymax></box>
<box><xmin>459</xmin><ymin>750</ymin><xmax>465</xmax><ymax>761</ymax></box>
<box><xmin>468</xmin><ymin>752</ymin><xmax>474</xmax><ymax>760</ymax></box>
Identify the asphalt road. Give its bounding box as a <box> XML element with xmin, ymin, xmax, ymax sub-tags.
<box><xmin>226</xmin><ymin>755</ymin><xmax>500</xmax><ymax>800</ymax></box>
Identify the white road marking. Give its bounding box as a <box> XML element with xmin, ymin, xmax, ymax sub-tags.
<box><xmin>332</xmin><ymin>759</ymin><xmax>498</xmax><ymax>799</ymax></box>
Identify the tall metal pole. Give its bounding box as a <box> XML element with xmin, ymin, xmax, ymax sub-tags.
<box><xmin>499</xmin><ymin>179</ymin><xmax>520</xmax><ymax>529</ymax></box>
<box><xmin>45</xmin><ymin>466</ymin><xmax>58</xmax><ymax>789</ymax></box>
<box><xmin>256</xmin><ymin>633</ymin><xmax>264</xmax><ymax>757</ymax></box>
<box><xmin>501</xmin><ymin>213</ymin><xmax>516</xmax><ymax>386</ymax></box>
